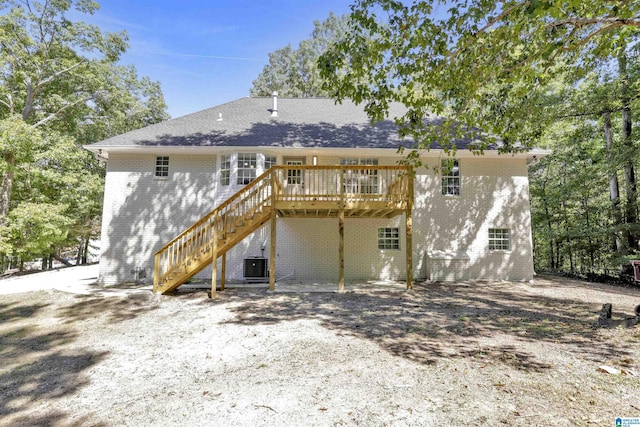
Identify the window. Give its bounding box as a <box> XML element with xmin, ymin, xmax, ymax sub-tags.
<box><xmin>155</xmin><ymin>156</ymin><xmax>169</xmax><ymax>178</ymax></box>
<box><xmin>285</xmin><ymin>159</ymin><xmax>304</xmax><ymax>185</ymax></box>
<box><xmin>237</xmin><ymin>153</ymin><xmax>257</xmax><ymax>185</ymax></box>
<box><xmin>441</xmin><ymin>158</ymin><xmax>460</xmax><ymax>195</ymax></box>
<box><xmin>341</xmin><ymin>158</ymin><xmax>379</xmax><ymax>194</ymax></box>
<box><xmin>220</xmin><ymin>155</ymin><xmax>230</xmax><ymax>186</ymax></box>
<box><xmin>489</xmin><ymin>228</ymin><xmax>511</xmax><ymax>250</ymax></box>
<box><xmin>264</xmin><ymin>154</ymin><xmax>277</xmax><ymax>171</ymax></box>
<box><xmin>378</xmin><ymin>227</ymin><xmax>400</xmax><ymax>250</ymax></box>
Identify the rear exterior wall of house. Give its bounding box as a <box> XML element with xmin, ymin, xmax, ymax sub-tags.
<box><xmin>97</xmin><ymin>151</ymin><xmax>533</xmax><ymax>285</ymax></box>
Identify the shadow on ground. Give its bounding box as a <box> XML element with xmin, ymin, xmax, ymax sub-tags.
<box><xmin>59</xmin><ymin>291</ymin><xmax>159</xmax><ymax>324</ymax></box>
<box><xmin>206</xmin><ymin>280</ymin><xmax>639</xmax><ymax>370</ymax></box>
<box><xmin>0</xmin><ymin>289</ymin><xmax>160</xmax><ymax>424</ymax></box>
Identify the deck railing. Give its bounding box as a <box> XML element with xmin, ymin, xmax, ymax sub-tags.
<box><xmin>153</xmin><ymin>165</ymin><xmax>410</xmax><ymax>292</ymax></box>
<box><xmin>272</xmin><ymin>165</ymin><xmax>409</xmax><ymax>203</ymax></box>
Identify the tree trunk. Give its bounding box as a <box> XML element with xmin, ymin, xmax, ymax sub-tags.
<box><xmin>604</xmin><ymin>111</ymin><xmax>625</xmax><ymax>256</ymax></box>
<box><xmin>583</xmin><ymin>196</ymin><xmax>596</xmax><ymax>271</ymax></box>
<box><xmin>619</xmin><ymin>53</ymin><xmax>637</xmax><ymax>251</ymax></box>
<box><xmin>541</xmin><ymin>180</ymin><xmax>555</xmax><ymax>269</ymax></box>
<box><xmin>76</xmin><ymin>244</ymin><xmax>82</xmax><ymax>265</ymax></box>
<box><xmin>0</xmin><ymin>152</ymin><xmax>15</xmax><ymax>225</ymax></box>
<box><xmin>53</xmin><ymin>254</ymin><xmax>72</xmax><ymax>267</ymax></box>
<box><xmin>82</xmin><ymin>237</ymin><xmax>89</xmax><ymax>264</ymax></box>
<box><xmin>560</xmin><ymin>166</ymin><xmax>574</xmax><ymax>272</ymax></box>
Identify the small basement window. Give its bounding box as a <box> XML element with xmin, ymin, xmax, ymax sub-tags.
<box><xmin>155</xmin><ymin>156</ymin><xmax>169</xmax><ymax>178</ymax></box>
<box><xmin>489</xmin><ymin>228</ymin><xmax>511</xmax><ymax>250</ymax></box>
<box><xmin>378</xmin><ymin>227</ymin><xmax>400</xmax><ymax>250</ymax></box>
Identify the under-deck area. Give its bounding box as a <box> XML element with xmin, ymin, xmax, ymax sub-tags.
<box><xmin>153</xmin><ymin>165</ymin><xmax>413</xmax><ymax>296</ymax></box>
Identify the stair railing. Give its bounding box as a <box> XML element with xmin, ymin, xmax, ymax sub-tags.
<box><xmin>153</xmin><ymin>167</ymin><xmax>276</xmax><ymax>292</ymax></box>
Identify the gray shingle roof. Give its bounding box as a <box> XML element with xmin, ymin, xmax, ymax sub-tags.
<box><xmin>87</xmin><ymin>97</ymin><xmax>494</xmax><ymax>150</ymax></box>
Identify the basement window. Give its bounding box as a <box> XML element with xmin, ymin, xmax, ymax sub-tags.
<box><xmin>155</xmin><ymin>156</ymin><xmax>169</xmax><ymax>178</ymax></box>
<box><xmin>378</xmin><ymin>227</ymin><xmax>400</xmax><ymax>250</ymax></box>
<box><xmin>489</xmin><ymin>228</ymin><xmax>511</xmax><ymax>251</ymax></box>
<box><xmin>237</xmin><ymin>153</ymin><xmax>257</xmax><ymax>185</ymax></box>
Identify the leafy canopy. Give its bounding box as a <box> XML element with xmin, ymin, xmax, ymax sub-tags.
<box><xmin>0</xmin><ymin>0</ymin><xmax>169</xmax><ymax>265</ymax></box>
<box><xmin>251</xmin><ymin>12</ymin><xmax>350</xmax><ymax>97</ymax></box>
<box><xmin>319</xmin><ymin>0</ymin><xmax>640</xmax><ymax>152</ymax></box>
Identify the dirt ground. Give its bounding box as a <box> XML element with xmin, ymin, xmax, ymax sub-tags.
<box><xmin>1</xmin><ymin>274</ymin><xmax>639</xmax><ymax>426</ymax></box>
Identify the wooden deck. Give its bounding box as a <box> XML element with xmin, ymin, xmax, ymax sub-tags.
<box><xmin>153</xmin><ymin>165</ymin><xmax>413</xmax><ymax>296</ymax></box>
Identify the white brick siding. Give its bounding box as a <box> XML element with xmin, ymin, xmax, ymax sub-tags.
<box><xmin>99</xmin><ymin>153</ymin><xmax>217</xmax><ymax>284</ymax></box>
<box><xmin>98</xmin><ymin>151</ymin><xmax>534</xmax><ymax>285</ymax></box>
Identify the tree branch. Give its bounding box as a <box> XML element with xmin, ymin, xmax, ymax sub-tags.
<box><xmin>0</xmin><ymin>94</ymin><xmax>15</xmax><ymax>114</ymax></box>
<box><xmin>33</xmin><ymin>59</ymin><xmax>87</xmax><ymax>92</ymax></box>
<box><xmin>31</xmin><ymin>96</ymin><xmax>89</xmax><ymax>128</ymax></box>
<box><xmin>572</xmin><ymin>22</ymin><xmax>627</xmax><ymax>49</ymax></box>
<box><xmin>550</xmin><ymin>17</ymin><xmax>640</xmax><ymax>29</ymax></box>
<box><xmin>448</xmin><ymin>3</ymin><xmax>527</xmax><ymax>62</ymax></box>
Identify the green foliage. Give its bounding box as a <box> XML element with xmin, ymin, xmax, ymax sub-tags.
<box><xmin>528</xmin><ymin>53</ymin><xmax>640</xmax><ymax>273</ymax></box>
<box><xmin>0</xmin><ymin>0</ymin><xmax>169</xmax><ymax>269</ymax></box>
<box><xmin>251</xmin><ymin>12</ymin><xmax>350</xmax><ymax>97</ymax></box>
<box><xmin>319</xmin><ymin>0</ymin><xmax>640</xmax><ymax>274</ymax></box>
<box><xmin>0</xmin><ymin>115</ymin><xmax>43</xmax><ymax>167</ymax></box>
<box><xmin>0</xmin><ymin>202</ymin><xmax>73</xmax><ymax>261</ymax></box>
<box><xmin>319</xmin><ymin>0</ymin><xmax>640</xmax><ymax>153</ymax></box>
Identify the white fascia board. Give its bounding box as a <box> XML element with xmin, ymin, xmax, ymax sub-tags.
<box><xmin>84</xmin><ymin>144</ymin><xmax>551</xmax><ymax>161</ymax></box>
<box><xmin>83</xmin><ymin>145</ymin><xmax>222</xmax><ymax>160</ymax></box>
<box><xmin>426</xmin><ymin>148</ymin><xmax>551</xmax><ymax>159</ymax></box>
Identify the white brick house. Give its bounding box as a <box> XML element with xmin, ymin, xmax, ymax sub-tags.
<box><xmin>86</xmin><ymin>96</ymin><xmax>545</xmax><ymax>290</ymax></box>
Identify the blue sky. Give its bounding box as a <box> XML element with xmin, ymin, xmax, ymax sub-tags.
<box><xmin>85</xmin><ymin>1</ymin><xmax>353</xmax><ymax>118</ymax></box>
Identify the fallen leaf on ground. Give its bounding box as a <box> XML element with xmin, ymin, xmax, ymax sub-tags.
<box><xmin>598</xmin><ymin>365</ymin><xmax>621</xmax><ymax>375</ymax></box>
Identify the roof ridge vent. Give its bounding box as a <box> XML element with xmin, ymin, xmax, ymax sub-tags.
<box><xmin>271</xmin><ymin>91</ymin><xmax>278</xmax><ymax>117</ymax></box>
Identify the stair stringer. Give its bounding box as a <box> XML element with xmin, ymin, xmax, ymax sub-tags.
<box><xmin>156</xmin><ymin>209</ymin><xmax>272</xmax><ymax>294</ymax></box>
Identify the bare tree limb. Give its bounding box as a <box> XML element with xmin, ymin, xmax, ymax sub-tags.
<box><xmin>33</xmin><ymin>59</ymin><xmax>87</xmax><ymax>92</ymax></box>
<box><xmin>32</xmin><ymin>96</ymin><xmax>88</xmax><ymax>128</ymax></box>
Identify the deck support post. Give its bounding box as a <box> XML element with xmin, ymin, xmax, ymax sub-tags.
<box><xmin>211</xmin><ymin>214</ymin><xmax>218</xmax><ymax>299</ymax></box>
<box><xmin>406</xmin><ymin>169</ymin><xmax>414</xmax><ymax>290</ymax></box>
<box><xmin>221</xmin><ymin>253</ymin><xmax>226</xmax><ymax>291</ymax></box>
<box><xmin>269</xmin><ymin>175</ymin><xmax>277</xmax><ymax>291</ymax></box>
<box><xmin>153</xmin><ymin>253</ymin><xmax>160</xmax><ymax>293</ymax></box>
<box><xmin>338</xmin><ymin>209</ymin><xmax>345</xmax><ymax>292</ymax></box>
<box><xmin>338</xmin><ymin>166</ymin><xmax>345</xmax><ymax>292</ymax></box>
<box><xmin>269</xmin><ymin>213</ymin><xmax>277</xmax><ymax>291</ymax></box>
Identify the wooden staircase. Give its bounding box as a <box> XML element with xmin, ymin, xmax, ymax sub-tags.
<box><xmin>153</xmin><ymin>165</ymin><xmax>411</xmax><ymax>295</ymax></box>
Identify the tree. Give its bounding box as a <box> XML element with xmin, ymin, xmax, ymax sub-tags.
<box><xmin>0</xmin><ymin>0</ymin><xmax>124</xmax><ymax>220</ymax></box>
<box><xmin>0</xmin><ymin>0</ymin><xmax>169</xmax><ymax>269</ymax></box>
<box><xmin>251</xmin><ymin>12</ymin><xmax>350</xmax><ymax>97</ymax></box>
<box><xmin>318</xmin><ymin>0</ymin><xmax>640</xmax><ymax>274</ymax></box>
<box><xmin>319</xmin><ymin>0</ymin><xmax>640</xmax><ymax>151</ymax></box>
